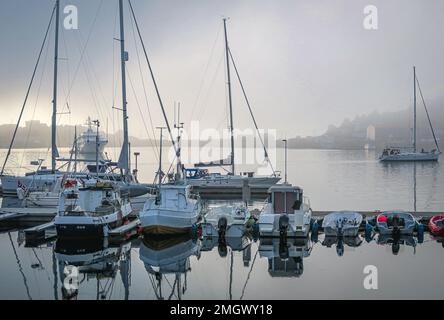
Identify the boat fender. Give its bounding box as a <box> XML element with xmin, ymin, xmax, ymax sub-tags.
<box><xmin>311</xmin><ymin>220</ymin><xmax>319</xmax><ymax>242</ymax></box>
<box><xmin>365</xmin><ymin>223</ymin><xmax>373</xmax><ymax>242</ymax></box>
<box><xmin>191</xmin><ymin>223</ymin><xmax>199</xmax><ymax>238</ymax></box>
<box><xmin>417</xmin><ymin>223</ymin><xmax>424</xmax><ymax>244</ymax></box>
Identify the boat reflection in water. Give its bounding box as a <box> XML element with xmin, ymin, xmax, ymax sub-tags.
<box><xmin>139</xmin><ymin>235</ymin><xmax>201</xmax><ymax>300</ymax></box>
<box><xmin>258</xmin><ymin>237</ymin><xmax>312</xmax><ymax>278</ymax></box>
<box><xmin>376</xmin><ymin>234</ymin><xmax>419</xmax><ymax>255</ymax></box>
<box><xmin>55</xmin><ymin>238</ymin><xmax>131</xmax><ymax>300</ymax></box>
<box><xmin>321</xmin><ymin>235</ymin><xmax>363</xmax><ymax>257</ymax></box>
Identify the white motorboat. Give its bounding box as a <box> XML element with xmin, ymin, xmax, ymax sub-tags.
<box><xmin>201</xmin><ymin>204</ymin><xmax>254</xmax><ymax>238</ymax></box>
<box><xmin>258</xmin><ymin>184</ymin><xmax>312</xmax><ymax>238</ymax></box>
<box><xmin>139</xmin><ymin>184</ymin><xmax>202</xmax><ymax>235</ymax></box>
<box><xmin>322</xmin><ymin>211</ymin><xmax>363</xmax><ymax>237</ymax></box>
<box><xmin>379</xmin><ymin>67</ymin><xmax>441</xmax><ymax>162</ymax></box>
<box><xmin>17</xmin><ymin>177</ymin><xmax>79</xmax><ymax>208</ymax></box>
<box><xmin>54</xmin><ymin>180</ymin><xmax>132</xmax><ymax>238</ymax></box>
<box><xmin>76</xmin><ymin>117</ymin><xmax>108</xmax><ymax>159</ymax></box>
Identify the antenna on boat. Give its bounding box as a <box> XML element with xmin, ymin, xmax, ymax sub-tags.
<box><xmin>156</xmin><ymin>127</ymin><xmax>166</xmax><ymax>203</ymax></box>
<box><xmin>282</xmin><ymin>139</ymin><xmax>288</xmax><ymax>184</ymax></box>
<box><xmin>174</xmin><ymin>102</ymin><xmax>184</xmax><ymax>182</ymax></box>
<box><xmin>93</xmin><ymin>120</ymin><xmax>100</xmax><ymax>179</ymax></box>
<box><xmin>413</xmin><ymin>66</ymin><xmax>417</xmax><ymax>153</ymax></box>
<box><xmin>223</xmin><ymin>18</ymin><xmax>235</xmax><ymax>175</ymax></box>
<box><xmin>51</xmin><ymin>0</ymin><xmax>60</xmax><ymax>173</ymax></box>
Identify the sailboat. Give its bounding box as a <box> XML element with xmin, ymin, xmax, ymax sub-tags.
<box><xmin>185</xmin><ymin>19</ymin><xmax>280</xmax><ymax>189</ymax></box>
<box><xmin>379</xmin><ymin>67</ymin><xmax>441</xmax><ymax>161</ymax></box>
<box><xmin>0</xmin><ymin>0</ymin><xmax>148</xmax><ymax>198</ymax></box>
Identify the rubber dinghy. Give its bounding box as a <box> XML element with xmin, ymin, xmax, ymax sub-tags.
<box><xmin>322</xmin><ymin>211</ymin><xmax>363</xmax><ymax>237</ymax></box>
<box><xmin>429</xmin><ymin>215</ymin><xmax>444</xmax><ymax>236</ymax></box>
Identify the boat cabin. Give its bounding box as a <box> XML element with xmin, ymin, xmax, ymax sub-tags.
<box><xmin>267</xmin><ymin>185</ymin><xmax>303</xmax><ymax>214</ymax></box>
<box><xmin>382</xmin><ymin>148</ymin><xmax>401</xmax><ymax>156</ymax></box>
<box><xmin>157</xmin><ymin>185</ymin><xmax>195</xmax><ymax>209</ymax></box>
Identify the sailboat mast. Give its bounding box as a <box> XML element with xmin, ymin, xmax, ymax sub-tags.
<box><xmin>118</xmin><ymin>0</ymin><xmax>130</xmax><ymax>177</ymax></box>
<box><xmin>413</xmin><ymin>66</ymin><xmax>417</xmax><ymax>153</ymax></box>
<box><xmin>51</xmin><ymin>0</ymin><xmax>60</xmax><ymax>172</ymax></box>
<box><xmin>223</xmin><ymin>18</ymin><xmax>235</xmax><ymax>175</ymax></box>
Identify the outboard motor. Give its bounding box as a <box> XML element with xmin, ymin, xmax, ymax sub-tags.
<box><xmin>218</xmin><ymin>217</ymin><xmax>228</xmax><ymax>238</ymax></box>
<box><xmin>278</xmin><ymin>239</ymin><xmax>289</xmax><ymax>260</ymax></box>
<box><xmin>391</xmin><ymin>214</ymin><xmax>403</xmax><ymax>236</ymax></box>
<box><xmin>279</xmin><ymin>215</ymin><xmax>290</xmax><ymax>238</ymax></box>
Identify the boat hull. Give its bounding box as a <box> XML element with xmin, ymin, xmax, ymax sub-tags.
<box><xmin>380</xmin><ymin>152</ymin><xmax>440</xmax><ymax>162</ymax></box>
<box><xmin>55</xmin><ymin>203</ymin><xmax>132</xmax><ymax>238</ymax></box>
<box><xmin>187</xmin><ymin>176</ymin><xmax>280</xmax><ymax>188</ymax></box>
<box><xmin>140</xmin><ymin>208</ymin><xmax>200</xmax><ymax>236</ymax></box>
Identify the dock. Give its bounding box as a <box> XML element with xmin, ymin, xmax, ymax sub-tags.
<box><xmin>0</xmin><ymin>207</ymin><xmax>56</xmax><ymax>223</ymax></box>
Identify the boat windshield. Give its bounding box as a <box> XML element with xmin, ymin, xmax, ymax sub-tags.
<box><xmin>273</xmin><ymin>191</ymin><xmax>301</xmax><ymax>214</ymax></box>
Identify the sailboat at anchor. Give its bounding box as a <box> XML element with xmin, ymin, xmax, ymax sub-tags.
<box><xmin>379</xmin><ymin>67</ymin><xmax>441</xmax><ymax>162</ymax></box>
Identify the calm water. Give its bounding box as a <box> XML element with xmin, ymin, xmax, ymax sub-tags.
<box><xmin>1</xmin><ymin>148</ymin><xmax>444</xmax><ymax>299</ymax></box>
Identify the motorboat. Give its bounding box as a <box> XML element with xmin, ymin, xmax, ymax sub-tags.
<box><xmin>17</xmin><ymin>177</ymin><xmax>79</xmax><ymax>208</ymax></box>
<box><xmin>139</xmin><ymin>184</ymin><xmax>202</xmax><ymax>236</ymax></box>
<box><xmin>76</xmin><ymin>117</ymin><xmax>108</xmax><ymax>159</ymax></box>
<box><xmin>374</xmin><ymin>211</ymin><xmax>418</xmax><ymax>236</ymax></box>
<box><xmin>428</xmin><ymin>215</ymin><xmax>444</xmax><ymax>236</ymax></box>
<box><xmin>54</xmin><ymin>180</ymin><xmax>132</xmax><ymax>237</ymax></box>
<box><xmin>258</xmin><ymin>184</ymin><xmax>312</xmax><ymax>238</ymax></box>
<box><xmin>201</xmin><ymin>204</ymin><xmax>255</xmax><ymax>238</ymax></box>
<box><xmin>322</xmin><ymin>211</ymin><xmax>363</xmax><ymax>237</ymax></box>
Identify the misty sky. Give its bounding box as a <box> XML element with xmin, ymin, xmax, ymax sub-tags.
<box><xmin>1</xmin><ymin>0</ymin><xmax>444</xmax><ymax>141</ymax></box>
